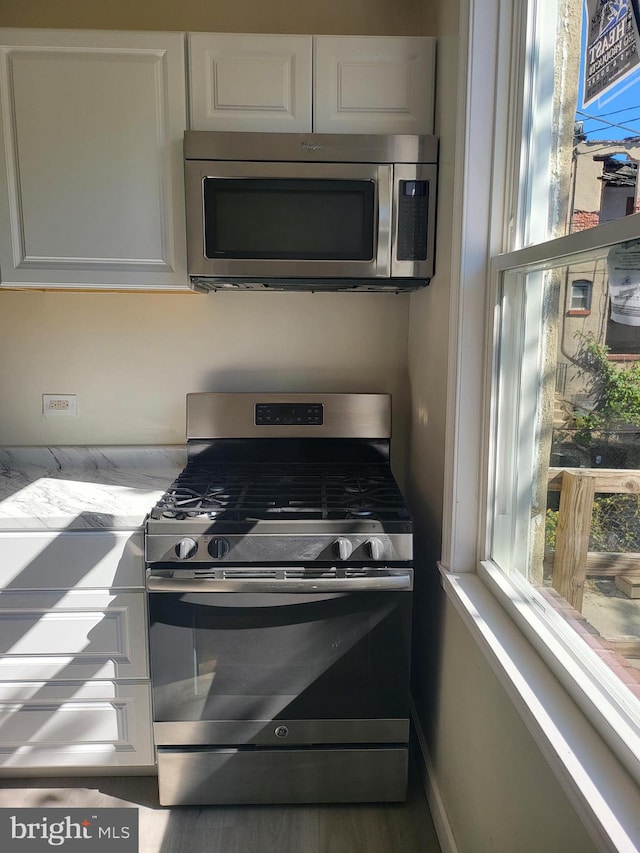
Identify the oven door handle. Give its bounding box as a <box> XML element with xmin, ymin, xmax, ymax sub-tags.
<box><xmin>146</xmin><ymin>573</ymin><xmax>413</xmax><ymax>593</ymax></box>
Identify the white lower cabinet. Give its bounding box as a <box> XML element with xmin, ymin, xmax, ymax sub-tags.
<box><xmin>0</xmin><ymin>531</ymin><xmax>154</xmax><ymax>770</ymax></box>
<box><xmin>0</xmin><ymin>590</ymin><xmax>149</xmax><ymax>681</ymax></box>
<box><xmin>0</xmin><ymin>681</ymin><xmax>154</xmax><ymax>768</ymax></box>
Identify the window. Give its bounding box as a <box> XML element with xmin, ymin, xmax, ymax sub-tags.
<box><xmin>490</xmin><ymin>236</ymin><xmax>640</xmax><ymax>786</ymax></box>
<box><xmin>606</xmin><ymin>318</ymin><xmax>640</xmax><ymax>355</ymax></box>
<box><xmin>484</xmin><ymin>0</ymin><xmax>640</xmax><ymax>785</ymax></box>
<box><xmin>568</xmin><ymin>277</ymin><xmax>593</xmax><ymax>312</ymax></box>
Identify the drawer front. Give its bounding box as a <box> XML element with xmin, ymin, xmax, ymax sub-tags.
<box><xmin>0</xmin><ymin>681</ymin><xmax>154</xmax><ymax>768</ymax></box>
<box><xmin>0</xmin><ymin>590</ymin><xmax>148</xmax><ymax>679</ymax></box>
<box><xmin>0</xmin><ymin>531</ymin><xmax>144</xmax><ymax>590</ymax></box>
<box><xmin>157</xmin><ymin>746</ymin><xmax>408</xmax><ymax>805</ymax></box>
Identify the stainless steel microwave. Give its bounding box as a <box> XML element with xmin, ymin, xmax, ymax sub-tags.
<box><xmin>184</xmin><ymin>131</ymin><xmax>438</xmax><ymax>292</ymax></box>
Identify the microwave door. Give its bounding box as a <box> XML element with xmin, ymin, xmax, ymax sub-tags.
<box><xmin>185</xmin><ymin>161</ymin><xmax>392</xmax><ymax>280</ymax></box>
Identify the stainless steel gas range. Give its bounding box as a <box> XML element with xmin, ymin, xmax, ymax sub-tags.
<box><xmin>145</xmin><ymin>393</ymin><xmax>413</xmax><ymax>806</ymax></box>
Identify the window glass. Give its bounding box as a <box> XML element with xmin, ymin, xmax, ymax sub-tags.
<box><xmin>569</xmin><ymin>278</ymin><xmax>593</xmax><ymax>311</ymax></box>
<box><xmin>491</xmin><ymin>238</ymin><xmax>640</xmax><ymax>718</ymax></box>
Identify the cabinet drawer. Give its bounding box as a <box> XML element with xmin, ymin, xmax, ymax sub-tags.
<box><xmin>0</xmin><ymin>681</ymin><xmax>154</xmax><ymax>768</ymax></box>
<box><xmin>0</xmin><ymin>531</ymin><xmax>144</xmax><ymax>589</ymax></box>
<box><xmin>0</xmin><ymin>590</ymin><xmax>149</xmax><ymax>680</ymax></box>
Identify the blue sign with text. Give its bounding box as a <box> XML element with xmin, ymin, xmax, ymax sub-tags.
<box><xmin>583</xmin><ymin>0</ymin><xmax>640</xmax><ymax>106</ymax></box>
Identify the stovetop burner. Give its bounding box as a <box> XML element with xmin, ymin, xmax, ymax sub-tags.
<box><xmin>145</xmin><ymin>394</ymin><xmax>413</xmax><ymax>565</ymax></box>
<box><xmin>150</xmin><ymin>462</ymin><xmax>410</xmax><ymax>523</ymax></box>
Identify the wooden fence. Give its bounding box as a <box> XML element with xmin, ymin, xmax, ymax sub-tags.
<box><xmin>547</xmin><ymin>467</ymin><xmax>640</xmax><ymax>657</ymax></box>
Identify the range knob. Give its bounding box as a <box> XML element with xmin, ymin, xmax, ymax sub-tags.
<box><xmin>208</xmin><ymin>538</ymin><xmax>230</xmax><ymax>559</ymax></box>
<box><xmin>175</xmin><ymin>537</ymin><xmax>198</xmax><ymax>560</ymax></box>
<box><xmin>335</xmin><ymin>537</ymin><xmax>353</xmax><ymax>560</ymax></box>
<box><xmin>366</xmin><ymin>538</ymin><xmax>384</xmax><ymax>560</ymax></box>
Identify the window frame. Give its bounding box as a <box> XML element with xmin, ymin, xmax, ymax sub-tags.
<box><xmin>476</xmin><ymin>0</ymin><xmax>640</xmax><ymax>789</ymax></box>
<box><xmin>568</xmin><ymin>278</ymin><xmax>593</xmax><ymax>313</ymax></box>
<box><xmin>486</xmin><ymin>238</ymin><xmax>640</xmax><ymax>786</ymax></box>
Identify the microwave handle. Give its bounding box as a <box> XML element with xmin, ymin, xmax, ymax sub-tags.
<box><xmin>376</xmin><ymin>165</ymin><xmax>393</xmax><ymax>276</ymax></box>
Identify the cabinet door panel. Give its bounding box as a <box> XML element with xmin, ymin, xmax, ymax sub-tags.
<box><xmin>314</xmin><ymin>36</ymin><xmax>436</xmax><ymax>135</ymax></box>
<box><xmin>0</xmin><ymin>531</ymin><xmax>144</xmax><ymax>590</ymax></box>
<box><xmin>0</xmin><ymin>29</ymin><xmax>188</xmax><ymax>290</ymax></box>
<box><xmin>189</xmin><ymin>33</ymin><xmax>312</xmax><ymax>132</ymax></box>
<box><xmin>0</xmin><ymin>681</ymin><xmax>154</xmax><ymax>768</ymax></box>
<box><xmin>0</xmin><ymin>590</ymin><xmax>148</xmax><ymax>679</ymax></box>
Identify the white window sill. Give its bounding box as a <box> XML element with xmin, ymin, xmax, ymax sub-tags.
<box><xmin>439</xmin><ymin>563</ymin><xmax>640</xmax><ymax>853</ymax></box>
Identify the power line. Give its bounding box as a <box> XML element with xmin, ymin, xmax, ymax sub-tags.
<box><xmin>576</xmin><ymin>109</ymin><xmax>640</xmax><ymax>135</ymax></box>
<box><xmin>587</xmin><ymin>103</ymin><xmax>640</xmax><ymax>118</ymax></box>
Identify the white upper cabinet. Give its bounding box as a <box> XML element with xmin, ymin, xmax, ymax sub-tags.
<box><xmin>0</xmin><ymin>29</ymin><xmax>189</xmax><ymax>290</ymax></box>
<box><xmin>0</xmin><ymin>29</ymin><xmax>436</xmax><ymax>291</ymax></box>
<box><xmin>313</xmin><ymin>36</ymin><xmax>436</xmax><ymax>135</ymax></box>
<box><xmin>188</xmin><ymin>33</ymin><xmax>313</xmax><ymax>132</ymax></box>
<box><xmin>188</xmin><ymin>33</ymin><xmax>436</xmax><ymax>135</ymax></box>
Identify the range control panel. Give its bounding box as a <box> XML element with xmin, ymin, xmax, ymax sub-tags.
<box><xmin>255</xmin><ymin>403</ymin><xmax>324</xmax><ymax>426</ymax></box>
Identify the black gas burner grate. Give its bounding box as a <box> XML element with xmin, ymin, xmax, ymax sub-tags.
<box><xmin>150</xmin><ymin>462</ymin><xmax>410</xmax><ymax>522</ymax></box>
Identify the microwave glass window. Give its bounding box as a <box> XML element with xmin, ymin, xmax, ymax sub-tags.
<box><xmin>203</xmin><ymin>179</ymin><xmax>375</xmax><ymax>260</ymax></box>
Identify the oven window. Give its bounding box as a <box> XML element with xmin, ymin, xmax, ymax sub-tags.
<box><xmin>149</xmin><ymin>591</ymin><xmax>411</xmax><ymax>722</ymax></box>
<box><xmin>203</xmin><ymin>178</ymin><xmax>375</xmax><ymax>260</ymax></box>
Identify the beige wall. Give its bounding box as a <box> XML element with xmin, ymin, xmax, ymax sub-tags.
<box><xmin>0</xmin><ymin>290</ymin><xmax>411</xmax><ymax>476</ymax></box>
<box><xmin>0</xmin><ymin>0</ymin><xmax>436</xmax><ymax>36</ymax></box>
<box><xmin>432</xmin><ymin>599</ymin><xmax>598</xmax><ymax>853</ymax></box>
<box><xmin>406</xmin><ymin>0</ymin><xmax>456</xmax><ymax>713</ymax></box>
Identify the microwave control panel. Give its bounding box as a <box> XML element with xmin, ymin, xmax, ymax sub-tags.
<box><xmin>397</xmin><ymin>181</ymin><xmax>429</xmax><ymax>262</ymax></box>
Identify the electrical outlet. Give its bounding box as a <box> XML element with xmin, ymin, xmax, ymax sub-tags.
<box><xmin>43</xmin><ymin>394</ymin><xmax>78</xmax><ymax>416</ymax></box>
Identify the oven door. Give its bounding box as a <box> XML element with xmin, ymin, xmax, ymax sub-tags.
<box><xmin>185</xmin><ymin>161</ymin><xmax>392</xmax><ymax>280</ymax></box>
<box><xmin>147</xmin><ymin>573</ymin><xmax>412</xmax><ymax>748</ymax></box>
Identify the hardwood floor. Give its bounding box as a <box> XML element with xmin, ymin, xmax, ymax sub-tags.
<box><xmin>0</xmin><ymin>762</ymin><xmax>441</xmax><ymax>852</ymax></box>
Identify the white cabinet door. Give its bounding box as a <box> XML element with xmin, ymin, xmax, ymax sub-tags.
<box><xmin>189</xmin><ymin>33</ymin><xmax>313</xmax><ymax>132</ymax></box>
<box><xmin>0</xmin><ymin>531</ymin><xmax>144</xmax><ymax>590</ymax></box>
<box><xmin>0</xmin><ymin>29</ymin><xmax>189</xmax><ymax>290</ymax></box>
<box><xmin>0</xmin><ymin>530</ymin><xmax>154</xmax><ymax>769</ymax></box>
<box><xmin>0</xmin><ymin>681</ymin><xmax>154</xmax><ymax>768</ymax></box>
<box><xmin>0</xmin><ymin>589</ymin><xmax>149</xmax><ymax>680</ymax></box>
<box><xmin>313</xmin><ymin>36</ymin><xmax>436</xmax><ymax>135</ymax></box>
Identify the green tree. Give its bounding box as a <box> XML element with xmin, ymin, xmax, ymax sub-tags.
<box><xmin>572</xmin><ymin>336</ymin><xmax>640</xmax><ymax>447</ymax></box>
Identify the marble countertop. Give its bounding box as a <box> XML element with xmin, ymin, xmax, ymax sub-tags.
<box><xmin>0</xmin><ymin>446</ymin><xmax>186</xmax><ymax>531</ymax></box>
